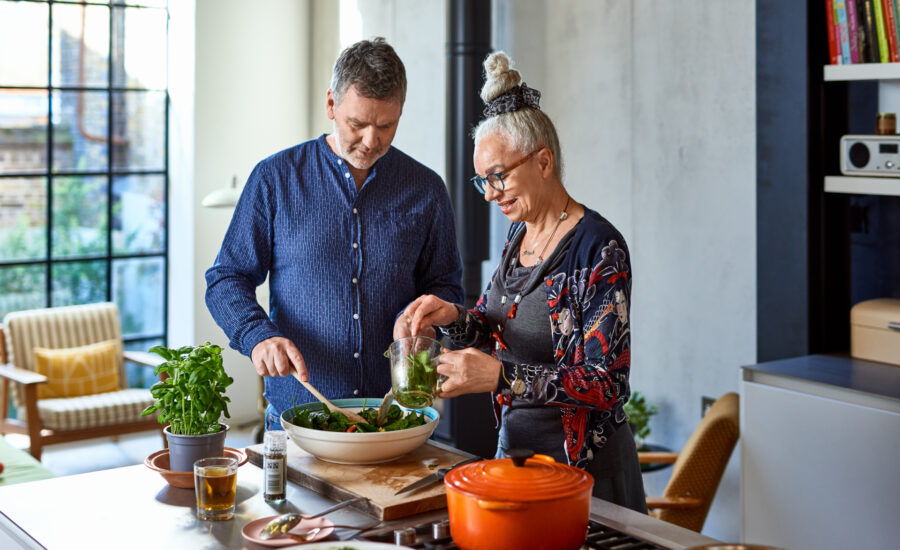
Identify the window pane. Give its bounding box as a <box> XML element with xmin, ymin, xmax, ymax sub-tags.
<box><xmin>112</xmin><ymin>6</ymin><xmax>167</xmax><ymax>89</ymax></box>
<box><xmin>0</xmin><ymin>177</ymin><xmax>47</xmax><ymax>261</ymax></box>
<box><xmin>52</xmin><ymin>3</ymin><xmax>110</xmax><ymax>88</ymax></box>
<box><xmin>124</xmin><ymin>337</ymin><xmax>163</xmax><ymax>389</ymax></box>
<box><xmin>0</xmin><ymin>1</ymin><xmax>49</xmax><ymax>87</ymax></box>
<box><xmin>52</xmin><ymin>90</ymin><xmax>109</xmax><ymax>172</ymax></box>
<box><xmin>51</xmin><ymin>260</ymin><xmax>107</xmax><ymax>307</ymax></box>
<box><xmin>113</xmin><ymin>174</ymin><xmax>164</xmax><ymax>254</ymax></box>
<box><xmin>0</xmin><ymin>265</ymin><xmax>47</xmax><ymax>320</ymax></box>
<box><xmin>0</xmin><ymin>90</ymin><xmax>48</xmax><ymax>174</ymax></box>
<box><xmin>113</xmin><ymin>257</ymin><xmax>163</xmax><ymax>337</ymax></box>
<box><xmin>52</xmin><ymin>175</ymin><xmax>108</xmax><ymax>258</ymax></box>
<box><xmin>111</xmin><ymin>1</ymin><xmax>168</xmax><ymax>8</ymax></box>
<box><xmin>111</xmin><ymin>91</ymin><xmax>165</xmax><ymax>171</ymax></box>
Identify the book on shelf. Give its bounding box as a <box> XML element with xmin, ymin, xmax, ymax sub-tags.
<box><xmin>874</xmin><ymin>0</ymin><xmax>890</xmax><ymax>62</ymax></box>
<box><xmin>884</xmin><ymin>0</ymin><xmax>900</xmax><ymax>60</ymax></box>
<box><xmin>838</xmin><ymin>1</ymin><xmax>854</xmax><ymax>63</ymax></box>
<box><xmin>857</xmin><ymin>0</ymin><xmax>872</xmax><ymax>62</ymax></box>
<box><xmin>828</xmin><ymin>0</ymin><xmax>840</xmax><ymax>64</ymax></box>
<box><xmin>866</xmin><ymin>0</ymin><xmax>882</xmax><ymax>62</ymax></box>
<box><xmin>848</xmin><ymin>0</ymin><xmax>861</xmax><ymax>63</ymax></box>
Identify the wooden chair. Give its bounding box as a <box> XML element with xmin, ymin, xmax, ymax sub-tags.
<box><xmin>0</xmin><ymin>302</ymin><xmax>164</xmax><ymax>460</ymax></box>
<box><xmin>639</xmin><ymin>392</ymin><xmax>739</xmax><ymax>532</ymax></box>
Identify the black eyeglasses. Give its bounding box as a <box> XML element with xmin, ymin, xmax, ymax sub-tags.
<box><xmin>470</xmin><ymin>149</ymin><xmax>541</xmax><ymax>194</ymax></box>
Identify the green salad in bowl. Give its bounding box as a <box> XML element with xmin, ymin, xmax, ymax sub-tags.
<box><xmin>280</xmin><ymin>398</ymin><xmax>440</xmax><ymax>464</ymax></box>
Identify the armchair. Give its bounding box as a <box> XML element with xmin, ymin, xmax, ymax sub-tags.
<box><xmin>639</xmin><ymin>392</ymin><xmax>739</xmax><ymax>532</ymax></box>
<box><xmin>0</xmin><ymin>302</ymin><xmax>164</xmax><ymax>460</ymax></box>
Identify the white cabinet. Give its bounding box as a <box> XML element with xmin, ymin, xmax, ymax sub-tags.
<box><xmin>740</xmin><ymin>357</ymin><xmax>900</xmax><ymax>550</ymax></box>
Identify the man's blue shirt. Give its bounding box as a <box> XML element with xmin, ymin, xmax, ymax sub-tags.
<box><xmin>205</xmin><ymin>135</ymin><xmax>464</xmax><ymax>416</ymax></box>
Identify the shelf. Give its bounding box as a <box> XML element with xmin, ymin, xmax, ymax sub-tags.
<box><xmin>824</xmin><ymin>63</ymin><xmax>900</xmax><ymax>81</ymax></box>
<box><xmin>824</xmin><ymin>175</ymin><xmax>900</xmax><ymax>196</ymax></box>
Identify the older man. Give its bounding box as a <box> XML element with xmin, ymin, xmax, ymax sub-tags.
<box><xmin>205</xmin><ymin>38</ymin><xmax>463</xmax><ymax>428</ymax></box>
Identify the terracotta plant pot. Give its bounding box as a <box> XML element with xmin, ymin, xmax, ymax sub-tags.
<box><xmin>444</xmin><ymin>450</ymin><xmax>593</xmax><ymax>550</ymax></box>
<box><xmin>164</xmin><ymin>424</ymin><xmax>229</xmax><ymax>472</ymax></box>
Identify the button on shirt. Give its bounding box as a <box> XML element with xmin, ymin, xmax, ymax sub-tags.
<box><xmin>205</xmin><ymin>135</ymin><xmax>464</xmax><ymax>416</ymax></box>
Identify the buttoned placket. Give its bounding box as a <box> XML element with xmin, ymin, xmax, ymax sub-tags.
<box><xmin>340</xmin><ymin>157</ymin><xmax>364</xmax><ymax>397</ymax></box>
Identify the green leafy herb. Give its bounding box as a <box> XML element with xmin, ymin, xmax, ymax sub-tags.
<box><xmin>285</xmin><ymin>403</ymin><xmax>427</xmax><ymax>433</ymax></box>
<box><xmin>140</xmin><ymin>342</ymin><xmax>234</xmax><ymax>435</ymax></box>
<box><xmin>394</xmin><ymin>349</ymin><xmax>438</xmax><ymax>409</ymax></box>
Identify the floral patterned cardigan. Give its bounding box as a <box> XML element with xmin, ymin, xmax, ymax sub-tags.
<box><xmin>441</xmin><ymin>207</ymin><xmax>632</xmax><ymax>468</ymax></box>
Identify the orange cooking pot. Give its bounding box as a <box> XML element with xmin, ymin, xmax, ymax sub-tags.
<box><xmin>443</xmin><ymin>449</ymin><xmax>593</xmax><ymax>550</ymax></box>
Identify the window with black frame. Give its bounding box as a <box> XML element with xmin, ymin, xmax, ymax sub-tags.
<box><xmin>0</xmin><ymin>0</ymin><xmax>168</xmax><ymax>395</ymax></box>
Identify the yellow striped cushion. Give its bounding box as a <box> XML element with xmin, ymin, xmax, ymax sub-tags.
<box><xmin>33</xmin><ymin>340</ymin><xmax>120</xmax><ymax>399</ymax></box>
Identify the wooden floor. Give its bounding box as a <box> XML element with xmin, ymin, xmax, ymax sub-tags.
<box><xmin>4</xmin><ymin>420</ymin><xmax>259</xmax><ymax>477</ymax></box>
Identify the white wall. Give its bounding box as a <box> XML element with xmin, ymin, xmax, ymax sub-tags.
<box><xmin>496</xmin><ymin>0</ymin><xmax>756</xmax><ymax>541</ymax></box>
<box><xmin>169</xmin><ymin>0</ymin><xmax>311</xmax><ymax>425</ymax></box>
<box><xmin>350</xmin><ymin>0</ymin><xmax>448</xmax><ymax>180</ymax></box>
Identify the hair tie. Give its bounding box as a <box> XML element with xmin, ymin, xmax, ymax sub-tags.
<box><xmin>483</xmin><ymin>83</ymin><xmax>541</xmax><ymax>118</ymax></box>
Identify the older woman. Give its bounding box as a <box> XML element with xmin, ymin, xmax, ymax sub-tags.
<box><xmin>395</xmin><ymin>52</ymin><xmax>645</xmax><ymax>511</ymax></box>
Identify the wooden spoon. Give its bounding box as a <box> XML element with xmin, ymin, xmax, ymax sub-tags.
<box><xmin>292</xmin><ymin>372</ymin><xmax>368</xmax><ymax>424</ymax></box>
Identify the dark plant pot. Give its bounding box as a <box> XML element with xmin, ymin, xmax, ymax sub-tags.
<box><xmin>164</xmin><ymin>424</ymin><xmax>229</xmax><ymax>472</ymax></box>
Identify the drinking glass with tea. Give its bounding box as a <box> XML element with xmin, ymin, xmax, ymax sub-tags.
<box><xmin>194</xmin><ymin>456</ymin><xmax>238</xmax><ymax>521</ymax></box>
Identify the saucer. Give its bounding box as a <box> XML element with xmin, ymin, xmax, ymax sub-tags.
<box><xmin>144</xmin><ymin>447</ymin><xmax>248</xmax><ymax>489</ymax></box>
<box><xmin>241</xmin><ymin>516</ymin><xmax>335</xmax><ymax>547</ymax></box>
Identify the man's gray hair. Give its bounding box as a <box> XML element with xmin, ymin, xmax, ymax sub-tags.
<box><xmin>331</xmin><ymin>37</ymin><xmax>407</xmax><ymax>105</ymax></box>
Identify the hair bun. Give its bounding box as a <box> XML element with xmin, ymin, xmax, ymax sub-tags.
<box><xmin>480</xmin><ymin>51</ymin><xmax>522</xmax><ymax>103</ymax></box>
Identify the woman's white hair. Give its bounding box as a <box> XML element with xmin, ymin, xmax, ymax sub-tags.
<box><xmin>473</xmin><ymin>52</ymin><xmax>563</xmax><ymax>180</ymax></box>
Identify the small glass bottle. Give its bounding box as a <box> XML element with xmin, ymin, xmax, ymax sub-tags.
<box><xmin>263</xmin><ymin>430</ymin><xmax>287</xmax><ymax>502</ymax></box>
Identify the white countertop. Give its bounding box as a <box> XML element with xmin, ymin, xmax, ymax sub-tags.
<box><xmin>0</xmin><ymin>452</ymin><xmax>719</xmax><ymax>549</ymax></box>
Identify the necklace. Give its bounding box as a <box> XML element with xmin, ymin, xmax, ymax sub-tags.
<box><xmin>492</xmin><ymin>197</ymin><xmax>572</xmax><ymax>352</ymax></box>
<box><xmin>520</xmin><ymin>197</ymin><xmax>571</xmax><ymax>265</ymax></box>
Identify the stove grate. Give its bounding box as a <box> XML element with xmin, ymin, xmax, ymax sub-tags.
<box><xmin>359</xmin><ymin>519</ymin><xmax>668</xmax><ymax>550</ymax></box>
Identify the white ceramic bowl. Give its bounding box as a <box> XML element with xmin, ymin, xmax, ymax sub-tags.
<box><xmin>280</xmin><ymin>398</ymin><xmax>440</xmax><ymax>464</ymax></box>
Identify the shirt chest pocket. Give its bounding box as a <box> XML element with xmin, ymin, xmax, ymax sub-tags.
<box><xmin>365</xmin><ymin>210</ymin><xmax>427</xmax><ymax>269</ymax></box>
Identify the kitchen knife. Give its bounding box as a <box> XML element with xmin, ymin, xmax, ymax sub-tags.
<box><xmin>394</xmin><ymin>457</ymin><xmax>481</xmax><ymax>496</ymax></box>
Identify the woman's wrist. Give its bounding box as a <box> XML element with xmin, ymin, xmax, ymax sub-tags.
<box><xmin>439</xmin><ymin>303</ymin><xmax>467</xmax><ymax>328</ymax></box>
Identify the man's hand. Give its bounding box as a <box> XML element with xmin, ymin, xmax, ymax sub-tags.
<box><xmin>251</xmin><ymin>337</ymin><xmax>308</xmax><ymax>381</ymax></box>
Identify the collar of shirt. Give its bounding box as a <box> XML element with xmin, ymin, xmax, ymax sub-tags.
<box><xmin>317</xmin><ymin>134</ymin><xmax>390</xmax><ymax>193</ymax></box>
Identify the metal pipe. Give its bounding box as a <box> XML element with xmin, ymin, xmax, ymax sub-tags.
<box><xmin>446</xmin><ymin>0</ymin><xmax>491</xmax><ymax>307</ymax></box>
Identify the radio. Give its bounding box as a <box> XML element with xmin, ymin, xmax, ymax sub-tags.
<box><xmin>840</xmin><ymin>135</ymin><xmax>900</xmax><ymax>177</ymax></box>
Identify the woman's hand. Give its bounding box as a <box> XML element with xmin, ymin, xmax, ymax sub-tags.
<box><xmin>400</xmin><ymin>294</ymin><xmax>459</xmax><ymax>338</ymax></box>
<box><xmin>436</xmin><ymin>347</ymin><xmax>501</xmax><ymax>398</ymax></box>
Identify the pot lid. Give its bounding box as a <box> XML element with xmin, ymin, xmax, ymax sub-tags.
<box><xmin>443</xmin><ymin>449</ymin><xmax>593</xmax><ymax>501</ymax></box>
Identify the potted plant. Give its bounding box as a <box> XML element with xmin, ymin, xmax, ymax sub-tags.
<box><xmin>141</xmin><ymin>342</ymin><xmax>234</xmax><ymax>472</ymax></box>
<box><xmin>624</xmin><ymin>391</ymin><xmax>658</xmax><ymax>451</ymax></box>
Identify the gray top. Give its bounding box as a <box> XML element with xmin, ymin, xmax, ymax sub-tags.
<box><xmin>742</xmin><ymin>354</ymin><xmax>900</xmax><ymax>401</ymax></box>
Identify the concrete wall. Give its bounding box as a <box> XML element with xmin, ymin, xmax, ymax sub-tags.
<box><xmin>169</xmin><ymin>0</ymin><xmax>311</xmax><ymax>425</ymax></box>
<box><xmin>350</xmin><ymin>0</ymin><xmax>448</xmax><ymax>180</ymax></box>
<box><xmin>495</xmin><ymin>0</ymin><xmax>756</xmax><ymax>541</ymax></box>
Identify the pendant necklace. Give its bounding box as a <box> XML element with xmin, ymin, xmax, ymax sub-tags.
<box><xmin>492</xmin><ymin>196</ymin><xmax>571</xmax><ymax>352</ymax></box>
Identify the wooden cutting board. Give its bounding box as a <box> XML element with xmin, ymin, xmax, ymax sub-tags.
<box><xmin>245</xmin><ymin>440</ymin><xmax>473</xmax><ymax>520</ymax></box>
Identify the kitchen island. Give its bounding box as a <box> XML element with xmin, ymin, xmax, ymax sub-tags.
<box><xmin>0</xmin><ymin>442</ymin><xmax>720</xmax><ymax>549</ymax></box>
<box><xmin>741</xmin><ymin>354</ymin><xmax>900</xmax><ymax>550</ymax></box>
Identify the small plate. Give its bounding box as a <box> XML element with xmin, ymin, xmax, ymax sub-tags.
<box><xmin>241</xmin><ymin>516</ymin><xmax>335</xmax><ymax>547</ymax></box>
<box><xmin>298</xmin><ymin>542</ymin><xmax>413</xmax><ymax>549</ymax></box>
<box><xmin>144</xmin><ymin>447</ymin><xmax>248</xmax><ymax>489</ymax></box>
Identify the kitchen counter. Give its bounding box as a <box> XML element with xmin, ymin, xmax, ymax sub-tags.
<box><xmin>0</xmin><ymin>447</ymin><xmax>719</xmax><ymax>549</ymax></box>
<box><xmin>740</xmin><ymin>354</ymin><xmax>900</xmax><ymax>550</ymax></box>
<box><xmin>742</xmin><ymin>353</ymin><xmax>900</xmax><ymax>405</ymax></box>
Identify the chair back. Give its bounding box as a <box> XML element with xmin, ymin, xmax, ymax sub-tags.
<box><xmin>658</xmin><ymin>391</ymin><xmax>739</xmax><ymax>532</ymax></box>
<box><xmin>2</xmin><ymin>303</ymin><xmax>125</xmax><ymax>408</ymax></box>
